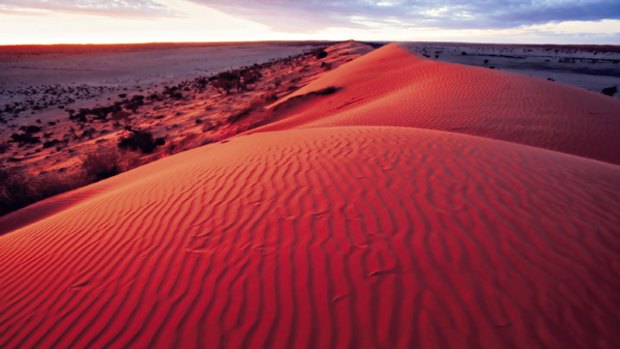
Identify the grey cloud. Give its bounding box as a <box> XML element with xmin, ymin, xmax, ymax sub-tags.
<box><xmin>0</xmin><ymin>0</ymin><xmax>174</xmax><ymax>17</ymax></box>
<box><xmin>190</xmin><ymin>0</ymin><xmax>620</xmax><ymax>30</ymax></box>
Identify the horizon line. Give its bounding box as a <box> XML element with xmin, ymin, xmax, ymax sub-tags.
<box><xmin>2</xmin><ymin>39</ymin><xmax>620</xmax><ymax>48</ymax></box>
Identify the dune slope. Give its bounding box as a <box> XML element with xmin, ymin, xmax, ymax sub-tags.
<box><xmin>1</xmin><ymin>127</ymin><xmax>620</xmax><ymax>348</ymax></box>
<box><xmin>1</xmin><ymin>43</ymin><xmax>620</xmax><ymax>349</ymax></box>
<box><xmin>259</xmin><ymin>44</ymin><xmax>620</xmax><ymax>165</ymax></box>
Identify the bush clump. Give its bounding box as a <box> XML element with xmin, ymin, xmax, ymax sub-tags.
<box><xmin>10</xmin><ymin>132</ymin><xmax>41</xmax><ymax>146</ymax></box>
<box><xmin>315</xmin><ymin>49</ymin><xmax>328</xmax><ymax>59</ymax></box>
<box><xmin>0</xmin><ymin>167</ymin><xmax>82</xmax><ymax>216</ymax></box>
<box><xmin>81</xmin><ymin>147</ymin><xmax>123</xmax><ymax>181</ymax></box>
<box><xmin>212</xmin><ymin>71</ymin><xmax>241</xmax><ymax>95</ymax></box>
<box><xmin>118</xmin><ymin>128</ymin><xmax>165</xmax><ymax>154</ymax></box>
<box><xmin>602</xmin><ymin>85</ymin><xmax>617</xmax><ymax>97</ymax></box>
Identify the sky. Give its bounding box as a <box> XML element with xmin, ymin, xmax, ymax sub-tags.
<box><xmin>0</xmin><ymin>0</ymin><xmax>619</xmax><ymax>45</ymax></box>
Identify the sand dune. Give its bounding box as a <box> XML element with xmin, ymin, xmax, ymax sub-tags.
<box><xmin>1</xmin><ymin>43</ymin><xmax>620</xmax><ymax>348</ymax></box>
<box><xmin>260</xmin><ymin>44</ymin><xmax>620</xmax><ymax>165</ymax></box>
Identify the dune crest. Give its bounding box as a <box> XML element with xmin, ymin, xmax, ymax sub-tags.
<box><xmin>1</xmin><ymin>43</ymin><xmax>620</xmax><ymax>348</ymax></box>
<box><xmin>260</xmin><ymin>43</ymin><xmax>620</xmax><ymax>164</ymax></box>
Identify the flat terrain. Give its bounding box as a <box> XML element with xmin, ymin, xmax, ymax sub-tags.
<box><xmin>1</xmin><ymin>43</ymin><xmax>619</xmax><ymax>348</ymax></box>
<box><xmin>0</xmin><ymin>42</ymin><xmax>326</xmax><ymax>125</ymax></box>
<box><xmin>403</xmin><ymin>42</ymin><xmax>620</xmax><ymax>98</ymax></box>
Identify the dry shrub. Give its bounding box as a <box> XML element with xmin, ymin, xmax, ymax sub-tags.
<box><xmin>118</xmin><ymin>128</ymin><xmax>165</xmax><ymax>154</ymax></box>
<box><xmin>81</xmin><ymin>146</ymin><xmax>123</xmax><ymax>182</ymax></box>
<box><xmin>202</xmin><ymin>120</ymin><xmax>220</xmax><ymax>132</ymax></box>
<box><xmin>0</xmin><ymin>167</ymin><xmax>84</xmax><ymax>216</ymax></box>
<box><xmin>227</xmin><ymin>97</ymin><xmax>265</xmax><ymax>123</ymax></box>
<box><xmin>163</xmin><ymin>133</ymin><xmax>196</xmax><ymax>155</ymax></box>
<box><xmin>0</xmin><ymin>167</ymin><xmax>35</xmax><ymax>215</ymax></box>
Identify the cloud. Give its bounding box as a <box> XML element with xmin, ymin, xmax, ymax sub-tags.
<box><xmin>189</xmin><ymin>0</ymin><xmax>620</xmax><ymax>31</ymax></box>
<box><xmin>0</xmin><ymin>0</ymin><xmax>174</xmax><ymax>17</ymax></box>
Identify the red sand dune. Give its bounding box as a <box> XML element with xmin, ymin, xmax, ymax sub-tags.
<box><xmin>1</xmin><ymin>44</ymin><xmax>620</xmax><ymax>348</ymax></box>
<box><xmin>260</xmin><ymin>44</ymin><xmax>620</xmax><ymax>165</ymax></box>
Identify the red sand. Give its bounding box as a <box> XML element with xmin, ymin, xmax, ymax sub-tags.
<box><xmin>260</xmin><ymin>44</ymin><xmax>620</xmax><ymax>165</ymax></box>
<box><xmin>1</xmin><ymin>44</ymin><xmax>620</xmax><ymax>348</ymax></box>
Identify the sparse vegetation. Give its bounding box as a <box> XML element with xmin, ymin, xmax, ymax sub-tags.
<box><xmin>10</xmin><ymin>125</ymin><xmax>42</xmax><ymax>146</ymax></box>
<box><xmin>212</xmin><ymin>71</ymin><xmax>241</xmax><ymax>95</ymax></box>
<box><xmin>118</xmin><ymin>128</ymin><xmax>165</xmax><ymax>154</ymax></box>
<box><xmin>193</xmin><ymin>76</ymin><xmax>209</xmax><ymax>91</ymax></box>
<box><xmin>0</xmin><ymin>43</ymin><xmax>342</xmax><ymax>217</ymax></box>
<box><xmin>0</xmin><ymin>167</ymin><xmax>84</xmax><ymax>216</ymax></box>
<box><xmin>81</xmin><ymin>147</ymin><xmax>123</xmax><ymax>181</ymax></box>
<box><xmin>602</xmin><ymin>85</ymin><xmax>617</xmax><ymax>97</ymax></box>
<box><xmin>42</xmin><ymin>139</ymin><xmax>65</xmax><ymax>149</ymax></box>
<box><xmin>315</xmin><ymin>49</ymin><xmax>328</xmax><ymax>59</ymax></box>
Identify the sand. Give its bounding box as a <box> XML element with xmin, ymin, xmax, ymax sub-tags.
<box><xmin>259</xmin><ymin>44</ymin><xmax>620</xmax><ymax>165</ymax></box>
<box><xmin>1</xmin><ymin>43</ymin><xmax>619</xmax><ymax>348</ymax></box>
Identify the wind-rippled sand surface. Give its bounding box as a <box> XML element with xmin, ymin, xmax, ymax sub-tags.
<box><xmin>1</xmin><ymin>43</ymin><xmax>619</xmax><ymax>348</ymax></box>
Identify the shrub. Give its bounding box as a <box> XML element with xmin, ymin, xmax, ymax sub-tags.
<box><xmin>70</xmin><ymin>104</ymin><xmax>122</xmax><ymax>123</ymax></box>
<box><xmin>227</xmin><ymin>98</ymin><xmax>264</xmax><ymax>123</ymax></box>
<box><xmin>111</xmin><ymin>110</ymin><xmax>132</xmax><ymax>125</ymax></box>
<box><xmin>118</xmin><ymin>128</ymin><xmax>165</xmax><ymax>154</ymax></box>
<box><xmin>193</xmin><ymin>76</ymin><xmax>209</xmax><ymax>90</ymax></box>
<box><xmin>212</xmin><ymin>71</ymin><xmax>241</xmax><ymax>94</ymax></box>
<box><xmin>602</xmin><ymin>85</ymin><xmax>617</xmax><ymax>97</ymax></box>
<box><xmin>80</xmin><ymin>127</ymin><xmax>97</xmax><ymax>140</ymax></box>
<box><xmin>42</xmin><ymin>139</ymin><xmax>63</xmax><ymax>149</ymax></box>
<box><xmin>0</xmin><ymin>167</ymin><xmax>37</xmax><ymax>215</ymax></box>
<box><xmin>315</xmin><ymin>49</ymin><xmax>328</xmax><ymax>59</ymax></box>
<box><xmin>81</xmin><ymin>147</ymin><xmax>123</xmax><ymax>181</ymax></box>
<box><xmin>0</xmin><ymin>167</ymin><xmax>83</xmax><ymax>216</ymax></box>
<box><xmin>125</xmin><ymin>95</ymin><xmax>145</xmax><ymax>112</ymax></box>
<box><xmin>20</xmin><ymin>125</ymin><xmax>42</xmax><ymax>133</ymax></box>
<box><xmin>148</xmin><ymin>93</ymin><xmax>164</xmax><ymax>101</ymax></box>
<box><xmin>202</xmin><ymin>120</ymin><xmax>220</xmax><ymax>132</ymax></box>
<box><xmin>10</xmin><ymin>132</ymin><xmax>41</xmax><ymax>146</ymax></box>
<box><xmin>240</xmin><ymin>69</ymin><xmax>261</xmax><ymax>85</ymax></box>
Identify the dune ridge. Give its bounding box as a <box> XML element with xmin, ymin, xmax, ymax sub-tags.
<box><xmin>259</xmin><ymin>44</ymin><xmax>620</xmax><ymax>165</ymax></box>
<box><xmin>1</xmin><ymin>43</ymin><xmax>620</xmax><ymax>348</ymax></box>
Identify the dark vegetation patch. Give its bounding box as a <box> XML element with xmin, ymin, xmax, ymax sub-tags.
<box><xmin>81</xmin><ymin>147</ymin><xmax>123</xmax><ymax>181</ymax></box>
<box><xmin>602</xmin><ymin>85</ymin><xmax>617</xmax><ymax>96</ymax></box>
<box><xmin>211</xmin><ymin>66</ymin><xmax>262</xmax><ymax>95</ymax></box>
<box><xmin>42</xmin><ymin>139</ymin><xmax>65</xmax><ymax>149</ymax></box>
<box><xmin>315</xmin><ymin>49</ymin><xmax>328</xmax><ymax>59</ymax></box>
<box><xmin>0</xmin><ymin>167</ymin><xmax>86</xmax><ymax>217</ymax></box>
<box><xmin>118</xmin><ymin>127</ymin><xmax>165</xmax><ymax>154</ymax></box>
